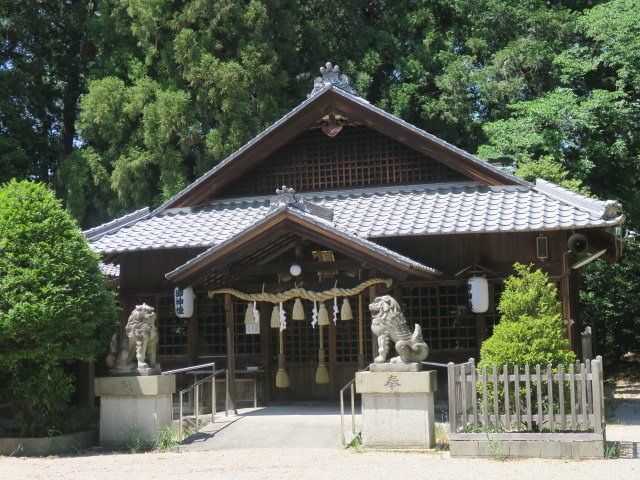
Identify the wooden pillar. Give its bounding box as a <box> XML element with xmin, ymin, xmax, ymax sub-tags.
<box><xmin>368</xmin><ymin>269</ymin><xmax>382</xmax><ymax>361</ymax></box>
<box><xmin>560</xmin><ymin>251</ymin><xmax>574</xmax><ymax>350</ymax></box>
<box><xmin>224</xmin><ymin>293</ymin><xmax>237</xmax><ymax>414</ymax></box>
<box><xmin>357</xmin><ymin>294</ymin><xmax>366</xmax><ymax>370</ymax></box>
<box><xmin>328</xmin><ymin>309</ymin><xmax>337</xmax><ymax>398</ymax></box>
<box><xmin>259</xmin><ymin>301</ymin><xmax>270</xmax><ymax>404</ymax></box>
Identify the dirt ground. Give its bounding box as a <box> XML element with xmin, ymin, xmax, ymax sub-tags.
<box><xmin>0</xmin><ymin>447</ymin><xmax>639</xmax><ymax>480</ymax></box>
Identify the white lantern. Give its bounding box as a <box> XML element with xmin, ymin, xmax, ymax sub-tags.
<box><xmin>174</xmin><ymin>286</ymin><xmax>194</xmax><ymax>318</ymax></box>
<box><xmin>467</xmin><ymin>277</ymin><xmax>489</xmax><ymax>313</ymax></box>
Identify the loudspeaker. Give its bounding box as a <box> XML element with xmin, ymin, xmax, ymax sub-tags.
<box><xmin>568</xmin><ymin>233</ymin><xmax>588</xmax><ymax>253</ymax></box>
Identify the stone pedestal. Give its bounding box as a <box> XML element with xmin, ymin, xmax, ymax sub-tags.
<box><xmin>95</xmin><ymin>375</ymin><xmax>175</xmax><ymax>448</ymax></box>
<box><xmin>355</xmin><ymin>369</ymin><xmax>437</xmax><ymax>449</ymax></box>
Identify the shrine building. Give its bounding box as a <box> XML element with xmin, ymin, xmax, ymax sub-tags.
<box><xmin>85</xmin><ymin>63</ymin><xmax>624</xmax><ymax>404</ymax></box>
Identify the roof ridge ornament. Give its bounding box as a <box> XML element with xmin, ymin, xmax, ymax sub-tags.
<box><xmin>269</xmin><ymin>186</ymin><xmax>334</xmax><ymax>221</ymax></box>
<box><xmin>309</xmin><ymin>62</ymin><xmax>357</xmax><ymax>97</ymax></box>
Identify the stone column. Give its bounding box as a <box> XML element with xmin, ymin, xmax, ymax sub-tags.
<box><xmin>95</xmin><ymin>375</ymin><xmax>176</xmax><ymax>447</ymax></box>
<box><xmin>355</xmin><ymin>367</ymin><xmax>437</xmax><ymax>449</ymax></box>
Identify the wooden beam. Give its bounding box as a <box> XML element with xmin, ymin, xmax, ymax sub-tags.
<box><xmin>227</xmin><ymin>260</ymin><xmax>362</xmax><ymax>276</ymax></box>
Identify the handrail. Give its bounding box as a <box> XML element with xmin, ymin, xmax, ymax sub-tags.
<box><xmin>420</xmin><ymin>361</ymin><xmax>449</xmax><ymax>368</ymax></box>
<box><xmin>162</xmin><ymin>361</ymin><xmax>217</xmax><ymax>375</ymax></box>
<box><xmin>339</xmin><ymin>365</ymin><xmax>370</xmax><ymax>445</ymax></box>
<box><xmin>180</xmin><ymin>368</ymin><xmax>226</xmax><ymax>394</ymax></box>
<box><xmin>166</xmin><ymin>362</ymin><xmax>229</xmax><ymax>441</ymax></box>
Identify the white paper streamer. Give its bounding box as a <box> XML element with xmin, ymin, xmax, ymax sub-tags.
<box><xmin>311</xmin><ymin>301</ymin><xmax>318</xmax><ymax>329</ymax></box>
<box><xmin>332</xmin><ymin>297</ymin><xmax>338</xmax><ymax>325</ymax></box>
<box><xmin>252</xmin><ymin>301</ymin><xmax>260</xmax><ymax>325</ymax></box>
<box><xmin>279</xmin><ymin>301</ymin><xmax>286</xmax><ymax>331</ymax></box>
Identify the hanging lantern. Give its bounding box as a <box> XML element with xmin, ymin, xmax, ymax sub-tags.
<box><xmin>340</xmin><ymin>297</ymin><xmax>353</xmax><ymax>321</ymax></box>
<box><xmin>270</xmin><ymin>304</ymin><xmax>281</xmax><ymax>328</ymax></box>
<box><xmin>244</xmin><ymin>302</ymin><xmax>256</xmax><ymax>325</ymax></box>
<box><xmin>292</xmin><ymin>298</ymin><xmax>305</xmax><ymax>320</ymax></box>
<box><xmin>317</xmin><ymin>302</ymin><xmax>330</xmax><ymax>326</ymax></box>
<box><xmin>174</xmin><ymin>287</ymin><xmax>194</xmax><ymax>318</ymax></box>
<box><xmin>467</xmin><ymin>276</ymin><xmax>489</xmax><ymax>313</ymax></box>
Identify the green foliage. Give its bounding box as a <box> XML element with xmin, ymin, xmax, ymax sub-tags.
<box><xmin>580</xmin><ymin>240</ymin><xmax>640</xmax><ymax>359</ymax></box>
<box><xmin>479</xmin><ymin>0</ymin><xmax>640</xmax><ymax>227</ymax></box>
<box><xmin>480</xmin><ymin>263</ymin><xmax>576</xmax><ymax>368</ymax></box>
<box><xmin>154</xmin><ymin>425</ymin><xmax>179</xmax><ymax>451</ymax></box>
<box><xmin>0</xmin><ymin>180</ymin><xmax>118</xmax><ymax>435</ymax></box>
<box><xmin>123</xmin><ymin>426</ymin><xmax>143</xmax><ymax>453</ymax></box>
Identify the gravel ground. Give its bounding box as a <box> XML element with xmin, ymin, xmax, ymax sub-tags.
<box><xmin>1</xmin><ymin>447</ymin><xmax>639</xmax><ymax>480</ymax></box>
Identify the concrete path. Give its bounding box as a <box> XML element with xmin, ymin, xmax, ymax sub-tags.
<box><xmin>180</xmin><ymin>404</ymin><xmax>355</xmax><ymax>451</ymax></box>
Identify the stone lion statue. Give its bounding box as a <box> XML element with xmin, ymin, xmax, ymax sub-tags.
<box><xmin>370</xmin><ymin>295</ymin><xmax>429</xmax><ymax>364</ymax></box>
<box><xmin>106</xmin><ymin>303</ymin><xmax>160</xmax><ymax>373</ymax></box>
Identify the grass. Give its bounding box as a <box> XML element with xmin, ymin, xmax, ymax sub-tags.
<box><xmin>123</xmin><ymin>426</ymin><xmax>143</xmax><ymax>453</ymax></box>
<box><xmin>344</xmin><ymin>431</ymin><xmax>363</xmax><ymax>452</ymax></box>
<box><xmin>155</xmin><ymin>425</ymin><xmax>179</xmax><ymax>451</ymax></box>
<box><xmin>434</xmin><ymin>423</ymin><xmax>449</xmax><ymax>451</ymax></box>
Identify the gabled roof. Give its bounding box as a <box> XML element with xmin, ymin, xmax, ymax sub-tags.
<box><xmin>90</xmin><ymin>182</ymin><xmax>624</xmax><ymax>256</ymax></box>
<box><xmin>153</xmin><ymin>85</ymin><xmax>526</xmax><ymax>213</ymax></box>
<box><xmin>166</xmin><ymin>202</ymin><xmax>440</xmax><ymax>286</ymax></box>
<box><xmin>83</xmin><ymin>207</ymin><xmax>150</xmax><ymax>242</ymax></box>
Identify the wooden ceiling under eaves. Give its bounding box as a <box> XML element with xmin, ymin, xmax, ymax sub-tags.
<box><xmin>161</xmin><ymin>88</ymin><xmax>520</xmax><ymax>211</ymax></box>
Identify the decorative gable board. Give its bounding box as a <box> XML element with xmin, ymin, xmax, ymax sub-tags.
<box><xmin>210</xmin><ymin>125</ymin><xmax>466</xmax><ymax>201</ymax></box>
<box><xmin>156</xmin><ymin>87</ymin><xmax>522</xmax><ymax>212</ymax></box>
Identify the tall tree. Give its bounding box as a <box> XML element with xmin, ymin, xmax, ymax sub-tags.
<box><xmin>0</xmin><ymin>1</ymin><xmax>96</xmax><ymax>185</ymax></box>
<box><xmin>477</xmin><ymin>0</ymin><xmax>640</xmax><ymax>227</ymax></box>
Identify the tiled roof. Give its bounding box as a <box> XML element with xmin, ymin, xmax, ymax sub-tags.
<box><xmin>99</xmin><ymin>262</ymin><xmax>120</xmax><ymax>278</ymax></box>
<box><xmin>90</xmin><ymin>182</ymin><xmax>624</xmax><ymax>255</ymax></box>
<box><xmin>83</xmin><ymin>207</ymin><xmax>150</xmax><ymax>241</ymax></box>
<box><xmin>166</xmin><ymin>204</ymin><xmax>440</xmax><ymax>282</ymax></box>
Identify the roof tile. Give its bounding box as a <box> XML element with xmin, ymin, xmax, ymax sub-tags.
<box><xmin>90</xmin><ymin>182</ymin><xmax>623</xmax><ymax>255</ymax></box>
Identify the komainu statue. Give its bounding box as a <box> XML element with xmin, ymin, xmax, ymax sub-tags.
<box><xmin>106</xmin><ymin>303</ymin><xmax>160</xmax><ymax>374</ymax></box>
<box><xmin>370</xmin><ymin>295</ymin><xmax>429</xmax><ymax>364</ymax></box>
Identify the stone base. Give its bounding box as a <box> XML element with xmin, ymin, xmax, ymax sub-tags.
<box><xmin>449</xmin><ymin>433</ymin><xmax>605</xmax><ymax>459</ymax></box>
<box><xmin>109</xmin><ymin>365</ymin><xmax>162</xmax><ymax>376</ymax></box>
<box><xmin>355</xmin><ymin>370</ymin><xmax>437</xmax><ymax>449</ymax></box>
<box><xmin>370</xmin><ymin>362</ymin><xmax>421</xmax><ymax>372</ymax></box>
<box><xmin>95</xmin><ymin>375</ymin><xmax>175</xmax><ymax>448</ymax></box>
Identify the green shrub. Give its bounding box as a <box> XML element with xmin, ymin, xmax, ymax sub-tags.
<box><xmin>480</xmin><ymin>263</ymin><xmax>576</xmax><ymax>368</ymax></box>
<box><xmin>0</xmin><ymin>180</ymin><xmax>118</xmax><ymax>435</ymax></box>
<box><xmin>580</xmin><ymin>239</ymin><xmax>640</xmax><ymax>359</ymax></box>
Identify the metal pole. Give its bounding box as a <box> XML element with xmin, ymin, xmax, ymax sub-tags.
<box><xmin>225</xmin><ymin>369</ymin><xmax>229</xmax><ymax>417</ymax></box>
<box><xmin>179</xmin><ymin>391</ymin><xmax>183</xmax><ymax>441</ymax></box>
<box><xmin>211</xmin><ymin>364</ymin><xmax>216</xmax><ymax>423</ymax></box>
<box><xmin>340</xmin><ymin>387</ymin><xmax>345</xmax><ymax>445</ymax></box>
<box><xmin>195</xmin><ymin>383</ymin><xmax>199</xmax><ymax>430</ymax></box>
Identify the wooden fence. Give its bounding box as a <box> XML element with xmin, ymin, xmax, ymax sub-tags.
<box><xmin>447</xmin><ymin>356</ymin><xmax>604</xmax><ymax>434</ymax></box>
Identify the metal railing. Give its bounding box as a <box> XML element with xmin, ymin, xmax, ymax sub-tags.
<box><xmin>162</xmin><ymin>362</ymin><xmax>228</xmax><ymax>441</ymax></box>
<box><xmin>339</xmin><ymin>365</ymin><xmax>370</xmax><ymax>445</ymax></box>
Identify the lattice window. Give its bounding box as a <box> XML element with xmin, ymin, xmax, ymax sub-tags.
<box><xmin>156</xmin><ymin>295</ymin><xmax>188</xmax><ymax>356</ymax></box>
<box><xmin>213</xmin><ymin>126</ymin><xmax>465</xmax><ymax>198</ymax></box>
<box><xmin>401</xmin><ymin>284</ymin><xmax>477</xmax><ymax>351</ymax></box>
<box><xmin>269</xmin><ymin>301</ymin><xmax>318</xmax><ymax>364</ymax></box>
<box><xmin>234</xmin><ymin>301</ymin><xmax>261</xmax><ymax>355</ymax></box>
<box><xmin>196</xmin><ymin>295</ymin><xmax>227</xmax><ymax>356</ymax></box>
